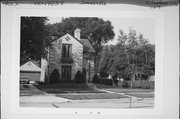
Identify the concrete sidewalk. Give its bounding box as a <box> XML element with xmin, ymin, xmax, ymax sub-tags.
<box><xmin>20</xmin><ymin>94</ymin><xmax>71</xmax><ymax>104</ymax></box>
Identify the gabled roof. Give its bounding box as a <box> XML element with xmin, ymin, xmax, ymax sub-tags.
<box><xmin>50</xmin><ymin>34</ymin><xmax>95</xmax><ymax>53</ymax></box>
<box><xmin>20</xmin><ymin>61</ymin><xmax>41</xmax><ymax>72</ymax></box>
<box><xmin>80</xmin><ymin>39</ymin><xmax>96</xmax><ymax>53</ymax></box>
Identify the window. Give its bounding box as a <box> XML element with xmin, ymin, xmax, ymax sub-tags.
<box><xmin>62</xmin><ymin>44</ymin><xmax>72</xmax><ymax>58</ymax></box>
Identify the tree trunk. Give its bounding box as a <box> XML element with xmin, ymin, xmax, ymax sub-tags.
<box><xmin>131</xmin><ymin>73</ymin><xmax>136</xmax><ymax>81</ymax></box>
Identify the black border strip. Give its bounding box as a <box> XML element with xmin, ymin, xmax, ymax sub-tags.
<box><xmin>1</xmin><ymin>0</ymin><xmax>179</xmax><ymax>8</ymax></box>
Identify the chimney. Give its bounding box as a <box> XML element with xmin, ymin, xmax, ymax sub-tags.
<box><xmin>74</xmin><ymin>28</ymin><xmax>81</xmax><ymax>40</ymax></box>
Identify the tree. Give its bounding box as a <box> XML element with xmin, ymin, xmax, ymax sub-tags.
<box><xmin>49</xmin><ymin>69</ymin><xmax>61</xmax><ymax>84</ymax></box>
<box><xmin>74</xmin><ymin>71</ymin><xmax>85</xmax><ymax>84</ymax></box>
<box><xmin>116</xmin><ymin>28</ymin><xmax>155</xmax><ymax>81</ymax></box>
<box><xmin>46</xmin><ymin>17</ymin><xmax>115</xmax><ymax>72</ymax></box>
<box><xmin>97</xmin><ymin>28</ymin><xmax>155</xmax><ymax>81</ymax></box>
<box><xmin>20</xmin><ymin>17</ymin><xmax>48</xmax><ymax>65</ymax></box>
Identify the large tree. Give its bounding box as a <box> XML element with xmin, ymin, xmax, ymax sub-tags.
<box><xmin>20</xmin><ymin>17</ymin><xmax>48</xmax><ymax>65</ymax></box>
<box><xmin>47</xmin><ymin>18</ymin><xmax>115</xmax><ymax>53</ymax></box>
<box><xmin>98</xmin><ymin>28</ymin><xmax>155</xmax><ymax>81</ymax></box>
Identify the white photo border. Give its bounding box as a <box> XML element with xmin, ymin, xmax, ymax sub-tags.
<box><xmin>10</xmin><ymin>7</ymin><xmax>164</xmax><ymax>115</ymax></box>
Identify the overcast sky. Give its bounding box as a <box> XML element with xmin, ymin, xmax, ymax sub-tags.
<box><xmin>47</xmin><ymin>17</ymin><xmax>155</xmax><ymax>45</ymax></box>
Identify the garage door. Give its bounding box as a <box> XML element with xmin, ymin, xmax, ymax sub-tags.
<box><xmin>20</xmin><ymin>71</ymin><xmax>40</xmax><ymax>82</ymax></box>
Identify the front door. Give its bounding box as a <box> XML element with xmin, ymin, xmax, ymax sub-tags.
<box><xmin>61</xmin><ymin>65</ymin><xmax>72</xmax><ymax>80</ymax></box>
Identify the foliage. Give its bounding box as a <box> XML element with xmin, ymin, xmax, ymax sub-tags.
<box><xmin>74</xmin><ymin>71</ymin><xmax>85</xmax><ymax>84</ymax></box>
<box><xmin>121</xmin><ymin>81</ymin><xmax>154</xmax><ymax>89</ymax></box>
<box><xmin>47</xmin><ymin>17</ymin><xmax>115</xmax><ymax>52</ymax></box>
<box><xmin>92</xmin><ymin>76</ymin><xmax>113</xmax><ymax>86</ymax></box>
<box><xmin>49</xmin><ymin>69</ymin><xmax>61</xmax><ymax>84</ymax></box>
<box><xmin>99</xmin><ymin>78</ymin><xmax>113</xmax><ymax>86</ymax></box>
<box><xmin>121</xmin><ymin>81</ymin><xmax>130</xmax><ymax>88</ymax></box>
<box><xmin>92</xmin><ymin>74</ymin><xmax>100</xmax><ymax>83</ymax></box>
<box><xmin>98</xmin><ymin>28</ymin><xmax>155</xmax><ymax>81</ymax></box>
<box><xmin>46</xmin><ymin>17</ymin><xmax>115</xmax><ymax>73</ymax></box>
<box><xmin>20</xmin><ymin>17</ymin><xmax>49</xmax><ymax>64</ymax></box>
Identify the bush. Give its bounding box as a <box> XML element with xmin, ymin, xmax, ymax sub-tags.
<box><xmin>120</xmin><ymin>81</ymin><xmax>154</xmax><ymax>89</ymax></box>
<box><xmin>122</xmin><ymin>81</ymin><xmax>130</xmax><ymax>88</ymax></box>
<box><xmin>92</xmin><ymin>76</ymin><xmax>113</xmax><ymax>86</ymax></box>
<box><xmin>49</xmin><ymin>69</ymin><xmax>60</xmax><ymax>84</ymax></box>
<box><xmin>74</xmin><ymin>71</ymin><xmax>85</xmax><ymax>84</ymax></box>
<box><xmin>99</xmin><ymin>79</ymin><xmax>113</xmax><ymax>86</ymax></box>
<box><xmin>113</xmin><ymin>79</ymin><xmax>118</xmax><ymax>85</ymax></box>
<box><xmin>99</xmin><ymin>71</ymin><xmax>109</xmax><ymax>78</ymax></box>
<box><xmin>92</xmin><ymin>74</ymin><xmax>100</xmax><ymax>83</ymax></box>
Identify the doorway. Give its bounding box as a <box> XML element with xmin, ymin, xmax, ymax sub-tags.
<box><xmin>61</xmin><ymin>65</ymin><xmax>72</xmax><ymax>80</ymax></box>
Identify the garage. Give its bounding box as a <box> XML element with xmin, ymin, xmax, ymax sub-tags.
<box><xmin>20</xmin><ymin>61</ymin><xmax>41</xmax><ymax>83</ymax></box>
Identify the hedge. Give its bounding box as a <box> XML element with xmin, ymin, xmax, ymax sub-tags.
<box><xmin>120</xmin><ymin>81</ymin><xmax>154</xmax><ymax>89</ymax></box>
<box><xmin>49</xmin><ymin>69</ymin><xmax>61</xmax><ymax>84</ymax></box>
<box><xmin>74</xmin><ymin>71</ymin><xmax>85</xmax><ymax>84</ymax></box>
<box><xmin>92</xmin><ymin>77</ymin><xmax>113</xmax><ymax>86</ymax></box>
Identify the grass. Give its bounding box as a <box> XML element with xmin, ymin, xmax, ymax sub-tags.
<box><xmin>94</xmin><ymin>84</ymin><xmax>154</xmax><ymax>98</ymax></box>
<box><xmin>126</xmin><ymin>93</ymin><xmax>154</xmax><ymax>98</ymax></box>
<box><xmin>55</xmin><ymin>93</ymin><xmax>128</xmax><ymax>100</ymax></box>
<box><xmin>20</xmin><ymin>84</ymin><xmax>45</xmax><ymax>96</ymax></box>
<box><xmin>35</xmin><ymin>83</ymin><xmax>105</xmax><ymax>94</ymax></box>
<box><xmin>102</xmin><ymin>88</ymin><xmax>154</xmax><ymax>93</ymax></box>
<box><xmin>21</xmin><ymin>83</ymin><xmax>154</xmax><ymax>99</ymax></box>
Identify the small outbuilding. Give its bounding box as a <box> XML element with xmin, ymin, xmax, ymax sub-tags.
<box><xmin>20</xmin><ymin>61</ymin><xmax>41</xmax><ymax>83</ymax></box>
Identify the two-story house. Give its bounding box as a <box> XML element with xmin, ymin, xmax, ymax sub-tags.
<box><xmin>41</xmin><ymin>29</ymin><xmax>95</xmax><ymax>84</ymax></box>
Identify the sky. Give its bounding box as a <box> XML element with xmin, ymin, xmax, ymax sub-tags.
<box><xmin>47</xmin><ymin>17</ymin><xmax>155</xmax><ymax>45</ymax></box>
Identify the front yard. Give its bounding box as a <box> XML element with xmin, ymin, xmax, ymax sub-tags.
<box><xmin>34</xmin><ymin>83</ymin><xmax>104</xmax><ymax>93</ymax></box>
<box><xmin>34</xmin><ymin>83</ymin><xmax>128</xmax><ymax>100</ymax></box>
<box><xmin>20</xmin><ymin>83</ymin><xmax>154</xmax><ymax>100</ymax></box>
<box><xmin>94</xmin><ymin>84</ymin><xmax>155</xmax><ymax>98</ymax></box>
<box><xmin>55</xmin><ymin>93</ymin><xmax>128</xmax><ymax>100</ymax></box>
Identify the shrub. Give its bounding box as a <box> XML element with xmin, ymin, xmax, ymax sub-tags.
<box><xmin>100</xmin><ymin>79</ymin><xmax>113</xmax><ymax>86</ymax></box>
<box><xmin>49</xmin><ymin>69</ymin><xmax>60</xmax><ymax>84</ymax></box>
<box><xmin>122</xmin><ymin>81</ymin><xmax>129</xmax><ymax>88</ymax></box>
<box><xmin>99</xmin><ymin>71</ymin><xmax>109</xmax><ymax>78</ymax></box>
<box><xmin>92</xmin><ymin>74</ymin><xmax>100</xmax><ymax>83</ymax></box>
<box><xmin>74</xmin><ymin>71</ymin><xmax>85</xmax><ymax>84</ymax></box>
<box><xmin>120</xmin><ymin>81</ymin><xmax>154</xmax><ymax>89</ymax></box>
<box><xmin>113</xmin><ymin>79</ymin><xmax>118</xmax><ymax>85</ymax></box>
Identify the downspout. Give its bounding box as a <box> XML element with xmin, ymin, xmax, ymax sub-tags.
<box><xmin>47</xmin><ymin>46</ymin><xmax>50</xmax><ymax>85</ymax></box>
<box><xmin>88</xmin><ymin>60</ymin><xmax>91</xmax><ymax>83</ymax></box>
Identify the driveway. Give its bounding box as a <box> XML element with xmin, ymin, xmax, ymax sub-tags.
<box><xmin>20</xmin><ymin>84</ymin><xmax>71</xmax><ymax>107</ymax></box>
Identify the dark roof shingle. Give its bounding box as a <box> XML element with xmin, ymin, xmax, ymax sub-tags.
<box><xmin>80</xmin><ymin>39</ymin><xmax>96</xmax><ymax>53</ymax></box>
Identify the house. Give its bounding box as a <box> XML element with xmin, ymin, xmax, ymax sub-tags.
<box><xmin>41</xmin><ymin>28</ymin><xmax>96</xmax><ymax>83</ymax></box>
<box><xmin>20</xmin><ymin>60</ymin><xmax>41</xmax><ymax>83</ymax></box>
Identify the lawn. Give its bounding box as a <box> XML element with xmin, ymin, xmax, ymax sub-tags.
<box><xmin>126</xmin><ymin>93</ymin><xmax>154</xmax><ymax>98</ymax></box>
<box><xmin>94</xmin><ymin>84</ymin><xmax>154</xmax><ymax>98</ymax></box>
<box><xmin>35</xmin><ymin>83</ymin><xmax>105</xmax><ymax>94</ymax></box>
<box><xmin>102</xmin><ymin>88</ymin><xmax>154</xmax><ymax>93</ymax></box>
<box><xmin>20</xmin><ymin>84</ymin><xmax>45</xmax><ymax>96</ymax></box>
<box><xmin>55</xmin><ymin>93</ymin><xmax>128</xmax><ymax>100</ymax></box>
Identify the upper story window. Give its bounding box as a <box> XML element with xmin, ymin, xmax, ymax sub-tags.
<box><xmin>62</xmin><ymin>44</ymin><xmax>72</xmax><ymax>59</ymax></box>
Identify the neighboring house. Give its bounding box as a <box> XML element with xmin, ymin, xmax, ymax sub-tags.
<box><xmin>41</xmin><ymin>28</ymin><xmax>96</xmax><ymax>83</ymax></box>
<box><xmin>20</xmin><ymin>61</ymin><xmax>41</xmax><ymax>83</ymax></box>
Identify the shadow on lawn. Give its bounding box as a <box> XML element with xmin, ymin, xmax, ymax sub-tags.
<box><xmin>34</xmin><ymin>83</ymin><xmax>105</xmax><ymax>94</ymax></box>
